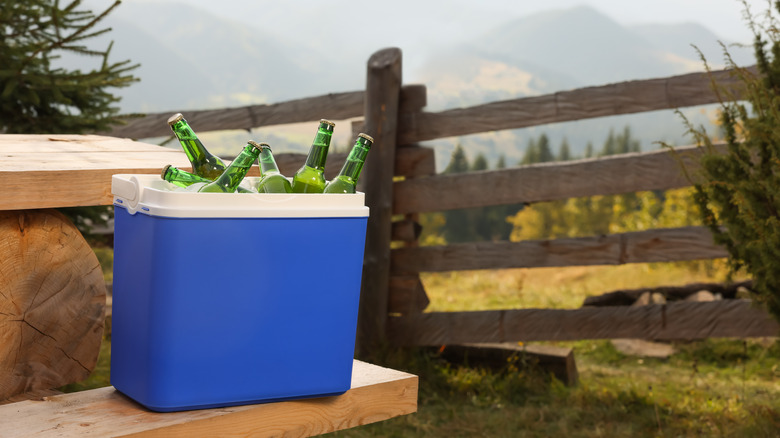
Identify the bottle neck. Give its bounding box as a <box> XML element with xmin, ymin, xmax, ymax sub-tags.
<box><xmin>304</xmin><ymin>125</ymin><xmax>333</xmax><ymax>170</ymax></box>
<box><xmin>337</xmin><ymin>139</ymin><xmax>371</xmax><ymax>181</ymax></box>
<box><xmin>170</xmin><ymin>120</ymin><xmax>213</xmax><ymax>163</ymax></box>
<box><xmin>165</xmin><ymin>166</ymin><xmax>210</xmax><ymax>185</ymax></box>
<box><xmin>258</xmin><ymin>147</ymin><xmax>282</xmax><ymax>176</ymax></box>
<box><xmin>213</xmin><ymin>145</ymin><xmax>259</xmax><ymax>190</ymax></box>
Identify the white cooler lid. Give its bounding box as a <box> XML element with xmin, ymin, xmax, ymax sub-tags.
<box><xmin>111</xmin><ymin>174</ymin><xmax>369</xmax><ymax>218</ymax></box>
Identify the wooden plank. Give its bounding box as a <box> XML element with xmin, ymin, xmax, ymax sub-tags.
<box><xmin>395</xmin><ymin>144</ymin><xmax>436</xmax><ymax>178</ymax></box>
<box><xmin>106</xmin><ymin>85</ymin><xmax>426</xmax><ymax>140</ymax></box>
<box><xmin>357</xmin><ymin>48</ymin><xmax>403</xmax><ymax>351</ymax></box>
<box><xmin>393</xmin><ymin>143</ymin><xmax>724</xmax><ymax>215</ymax></box>
<box><xmin>397</xmin><ymin>67</ymin><xmax>753</xmax><ymax>144</ymax></box>
<box><xmin>387</xmin><ymin>300</ymin><xmax>780</xmax><ymax>345</ymax></box>
<box><xmin>388</xmin><ymin>274</ymin><xmax>430</xmax><ymax>315</ymax></box>
<box><xmin>391</xmin><ymin>218</ymin><xmax>422</xmax><ymax>243</ymax></box>
<box><xmin>0</xmin><ymin>360</ymin><xmax>417</xmax><ymax>438</ymax></box>
<box><xmin>391</xmin><ymin>226</ymin><xmax>727</xmax><ymax>274</ymax></box>
<box><xmin>105</xmin><ymin>91</ymin><xmax>365</xmax><ymax>139</ymax></box>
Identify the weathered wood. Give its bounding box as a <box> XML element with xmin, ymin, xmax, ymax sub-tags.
<box><xmin>357</xmin><ymin>48</ymin><xmax>403</xmax><ymax>351</ymax></box>
<box><xmin>388</xmin><ymin>275</ymin><xmax>430</xmax><ymax>315</ymax></box>
<box><xmin>0</xmin><ymin>360</ymin><xmax>418</xmax><ymax>438</ymax></box>
<box><xmin>105</xmin><ymin>84</ymin><xmax>426</xmax><ymax>141</ymax></box>
<box><xmin>393</xmin><ymin>143</ymin><xmax>726</xmax><ymax>215</ymax></box>
<box><xmin>395</xmin><ymin>144</ymin><xmax>436</xmax><ymax>178</ymax></box>
<box><xmin>0</xmin><ymin>134</ymin><xmax>193</xmax><ymax>209</ymax></box>
<box><xmin>105</xmin><ymin>91</ymin><xmax>365</xmax><ymax>139</ymax></box>
<box><xmin>437</xmin><ymin>343</ymin><xmax>579</xmax><ymax>386</ymax></box>
<box><xmin>0</xmin><ymin>210</ymin><xmax>106</xmax><ymax>401</ymax></box>
<box><xmin>391</xmin><ymin>218</ymin><xmax>422</xmax><ymax>243</ymax></box>
<box><xmin>583</xmin><ymin>280</ymin><xmax>754</xmax><ymax>307</ymax></box>
<box><xmin>391</xmin><ymin>226</ymin><xmax>727</xmax><ymax>274</ymax></box>
<box><xmin>397</xmin><ymin>67</ymin><xmax>753</xmax><ymax>144</ymax></box>
<box><xmin>388</xmin><ymin>299</ymin><xmax>780</xmax><ymax>345</ymax></box>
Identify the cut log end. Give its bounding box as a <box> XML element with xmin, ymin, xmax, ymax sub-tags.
<box><xmin>0</xmin><ymin>209</ymin><xmax>106</xmax><ymax>401</ymax></box>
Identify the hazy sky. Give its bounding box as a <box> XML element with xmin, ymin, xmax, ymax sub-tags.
<box><xmin>468</xmin><ymin>0</ymin><xmax>766</xmax><ymax>42</ymax></box>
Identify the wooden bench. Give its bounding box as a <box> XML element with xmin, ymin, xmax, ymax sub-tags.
<box><xmin>0</xmin><ymin>133</ymin><xmax>418</xmax><ymax>436</ymax></box>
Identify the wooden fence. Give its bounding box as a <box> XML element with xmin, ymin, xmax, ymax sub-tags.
<box><xmin>108</xmin><ymin>48</ymin><xmax>779</xmax><ymax>350</ymax></box>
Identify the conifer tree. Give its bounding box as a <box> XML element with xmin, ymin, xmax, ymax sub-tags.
<box><xmin>677</xmin><ymin>1</ymin><xmax>780</xmax><ymax>321</ymax></box>
<box><xmin>558</xmin><ymin>138</ymin><xmax>571</xmax><ymax>161</ymax></box>
<box><xmin>1</xmin><ymin>0</ymin><xmax>139</xmax><ymax>134</ymax></box>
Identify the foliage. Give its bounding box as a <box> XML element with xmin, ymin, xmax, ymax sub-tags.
<box><xmin>508</xmin><ymin>126</ymin><xmax>667</xmax><ymax>241</ymax></box>
<box><xmin>1</xmin><ymin>0</ymin><xmax>138</xmax><ymax>134</ymax></box>
<box><xmin>1</xmin><ymin>0</ymin><xmax>139</xmax><ymax>235</ymax></box>
<box><xmin>673</xmin><ymin>1</ymin><xmax>780</xmax><ymax>322</ymax></box>
<box><xmin>432</xmin><ymin>144</ymin><xmax>522</xmax><ymax>244</ymax></box>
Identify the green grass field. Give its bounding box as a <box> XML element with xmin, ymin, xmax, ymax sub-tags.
<box><xmin>71</xmin><ymin>253</ymin><xmax>779</xmax><ymax>437</ymax></box>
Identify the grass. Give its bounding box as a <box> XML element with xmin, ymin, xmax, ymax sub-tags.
<box><xmin>66</xmin><ymin>253</ymin><xmax>779</xmax><ymax>437</ymax></box>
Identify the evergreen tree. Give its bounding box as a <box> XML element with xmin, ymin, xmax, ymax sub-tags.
<box><xmin>443</xmin><ymin>144</ymin><xmax>470</xmax><ymax>174</ymax></box>
<box><xmin>471</xmin><ymin>152</ymin><xmax>488</xmax><ymax>171</ymax></box>
<box><xmin>584</xmin><ymin>141</ymin><xmax>594</xmax><ymax>158</ymax></box>
<box><xmin>601</xmin><ymin>129</ymin><xmax>617</xmax><ymax>156</ymax></box>
<box><xmin>676</xmin><ymin>2</ymin><xmax>780</xmax><ymax>321</ymax></box>
<box><xmin>442</xmin><ymin>144</ymin><xmax>476</xmax><ymax>243</ymax></box>
<box><xmin>1</xmin><ymin>0</ymin><xmax>139</xmax><ymax>134</ymax></box>
<box><xmin>496</xmin><ymin>155</ymin><xmax>506</xmax><ymax>169</ymax></box>
<box><xmin>558</xmin><ymin>138</ymin><xmax>571</xmax><ymax>161</ymax></box>
<box><xmin>521</xmin><ymin>137</ymin><xmax>538</xmax><ymax>165</ymax></box>
<box><xmin>536</xmin><ymin>133</ymin><xmax>554</xmax><ymax>162</ymax></box>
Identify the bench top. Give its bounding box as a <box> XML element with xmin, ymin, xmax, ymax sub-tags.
<box><xmin>0</xmin><ymin>134</ymin><xmax>191</xmax><ymax>210</ymax></box>
<box><xmin>0</xmin><ymin>360</ymin><xmax>418</xmax><ymax>437</ymax></box>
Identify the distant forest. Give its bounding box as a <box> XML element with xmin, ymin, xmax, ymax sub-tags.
<box><xmin>419</xmin><ymin>126</ymin><xmax>702</xmax><ymax>246</ymax></box>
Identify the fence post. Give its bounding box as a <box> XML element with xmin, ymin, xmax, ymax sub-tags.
<box><xmin>356</xmin><ymin>48</ymin><xmax>402</xmax><ymax>354</ymax></box>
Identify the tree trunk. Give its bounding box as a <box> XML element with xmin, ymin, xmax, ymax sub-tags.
<box><xmin>0</xmin><ymin>209</ymin><xmax>105</xmax><ymax>401</ymax></box>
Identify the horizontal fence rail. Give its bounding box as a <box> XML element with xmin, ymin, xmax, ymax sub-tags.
<box><xmin>387</xmin><ymin>300</ymin><xmax>780</xmax><ymax>345</ymax></box>
<box><xmin>396</xmin><ymin>66</ymin><xmax>755</xmax><ymax>144</ymax></box>
<box><xmin>106</xmin><ymin>85</ymin><xmax>427</xmax><ymax>140</ymax></box>
<box><xmin>393</xmin><ymin>143</ymin><xmax>726</xmax><ymax>215</ymax></box>
<box><xmin>390</xmin><ymin>226</ymin><xmax>728</xmax><ymax>274</ymax></box>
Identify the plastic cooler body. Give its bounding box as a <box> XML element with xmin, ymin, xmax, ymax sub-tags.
<box><xmin>109</xmin><ymin>175</ymin><xmax>369</xmax><ymax>412</ymax></box>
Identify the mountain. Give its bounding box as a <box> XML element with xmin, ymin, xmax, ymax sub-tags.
<box><xmin>71</xmin><ymin>0</ymin><xmax>344</xmax><ymax>113</ymax></box>
<box><xmin>631</xmin><ymin>22</ymin><xmax>754</xmax><ymax>67</ymax></box>
<box><xmin>63</xmin><ymin>2</ymin><xmax>751</xmax><ymax>167</ymax></box>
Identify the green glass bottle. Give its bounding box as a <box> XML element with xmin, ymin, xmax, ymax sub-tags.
<box><xmin>323</xmin><ymin>133</ymin><xmax>373</xmax><ymax>194</ymax></box>
<box><xmin>291</xmin><ymin>119</ymin><xmax>335</xmax><ymax>193</ymax></box>
<box><xmin>161</xmin><ymin>164</ymin><xmax>210</xmax><ymax>188</ymax></box>
<box><xmin>161</xmin><ymin>164</ymin><xmax>254</xmax><ymax>193</ymax></box>
<box><xmin>256</xmin><ymin>143</ymin><xmax>292</xmax><ymax>193</ymax></box>
<box><xmin>167</xmin><ymin>113</ymin><xmax>227</xmax><ymax>180</ymax></box>
<box><xmin>198</xmin><ymin>141</ymin><xmax>262</xmax><ymax>193</ymax></box>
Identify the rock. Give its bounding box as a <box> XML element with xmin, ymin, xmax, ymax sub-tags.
<box><xmin>611</xmin><ymin>339</ymin><xmax>676</xmax><ymax>358</ymax></box>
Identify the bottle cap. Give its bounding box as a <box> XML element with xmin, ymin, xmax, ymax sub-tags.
<box><xmin>319</xmin><ymin>119</ymin><xmax>336</xmax><ymax>128</ymax></box>
<box><xmin>161</xmin><ymin>164</ymin><xmax>172</xmax><ymax>179</ymax></box>
<box><xmin>247</xmin><ymin>140</ymin><xmax>265</xmax><ymax>151</ymax></box>
<box><xmin>257</xmin><ymin>142</ymin><xmax>271</xmax><ymax>151</ymax></box>
<box><xmin>167</xmin><ymin>113</ymin><xmax>184</xmax><ymax>125</ymax></box>
<box><xmin>358</xmin><ymin>133</ymin><xmax>374</xmax><ymax>143</ymax></box>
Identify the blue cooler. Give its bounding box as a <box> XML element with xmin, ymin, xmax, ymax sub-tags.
<box><xmin>109</xmin><ymin>174</ymin><xmax>369</xmax><ymax>412</ymax></box>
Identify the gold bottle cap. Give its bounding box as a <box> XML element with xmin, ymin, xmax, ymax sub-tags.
<box><xmin>247</xmin><ymin>140</ymin><xmax>266</xmax><ymax>151</ymax></box>
<box><xmin>161</xmin><ymin>164</ymin><xmax>172</xmax><ymax>179</ymax></box>
<box><xmin>319</xmin><ymin>119</ymin><xmax>336</xmax><ymax>127</ymax></box>
<box><xmin>167</xmin><ymin>113</ymin><xmax>184</xmax><ymax>125</ymax></box>
<box><xmin>358</xmin><ymin>133</ymin><xmax>374</xmax><ymax>143</ymax></box>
